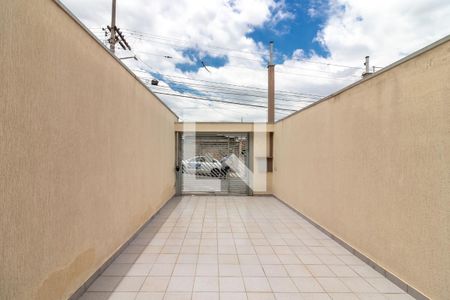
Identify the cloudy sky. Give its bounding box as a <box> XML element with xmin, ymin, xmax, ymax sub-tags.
<box><xmin>62</xmin><ymin>0</ymin><xmax>450</xmax><ymax>122</ymax></box>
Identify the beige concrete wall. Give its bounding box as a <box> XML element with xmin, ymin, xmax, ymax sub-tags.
<box><xmin>273</xmin><ymin>38</ymin><xmax>450</xmax><ymax>299</ymax></box>
<box><xmin>0</xmin><ymin>1</ymin><xmax>177</xmax><ymax>299</ymax></box>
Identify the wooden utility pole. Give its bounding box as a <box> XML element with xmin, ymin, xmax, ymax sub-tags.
<box><xmin>268</xmin><ymin>41</ymin><xmax>275</xmax><ymax>124</ymax></box>
<box><xmin>109</xmin><ymin>0</ymin><xmax>117</xmax><ymax>53</ymax></box>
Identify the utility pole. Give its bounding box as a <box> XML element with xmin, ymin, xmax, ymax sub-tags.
<box><xmin>267</xmin><ymin>42</ymin><xmax>275</xmax><ymax>174</ymax></box>
<box><xmin>362</xmin><ymin>55</ymin><xmax>372</xmax><ymax>77</ymax></box>
<box><xmin>109</xmin><ymin>0</ymin><xmax>117</xmax><ymax>53</ymax></box>
<box><xmin>365</xmin><ymin>56</ymin><xmax>370</xmax><ymax>73</ymax></box>
<box><xmin>268</xmin><ymin>41</ymin><xmax>275</xmax><ymax>124</ymax></box>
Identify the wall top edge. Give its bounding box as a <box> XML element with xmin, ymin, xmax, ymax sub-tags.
<box><xmin>53</xmin><ymin>0</ymin><xmax>179</xmax><ymax>119</ymax></box>
<box><xmin>276</xmin><ymin>34</ymin><xmax>450</xmax><ymax>123</ymax></box>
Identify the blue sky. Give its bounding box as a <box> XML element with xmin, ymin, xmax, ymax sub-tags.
<box><xmin>249</xmin><ymin>0</ymin><xmax>330</xmax><ymax>62</ymax></box>
<box><xmin>175</xmin><ymin>0</ymin><xmax>331</xmax><ymax>73</ymax></box>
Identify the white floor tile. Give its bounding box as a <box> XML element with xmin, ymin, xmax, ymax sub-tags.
<box><xmin>247</xmin><ymin>292</ymin><xmax>276</xmax><ymax>300</ymax></box>
<box><xmin>220</xmin><ymin>292</ymin><xmax>247</xmax><ymax>300</ymax></box>
<box><xmin>243</xmin><ymin>277</ymin><xmax>272</xmax><ymax>292</ymax></box>
<box><xmin>140</xmin><ymin>277</ymin><xmax>170</xmax><ymax>292</ymax></box>
<box><xmin>267</xmin><ymin>277</ymin><xmax>297</xmax><ymax>293</ymax></box>
<box><xmin>219</xmin><ymin>277</ymin><xmax>245</xmax><ymax>292</ymax></box>
<box><xmin>135</xmin><ymin>292</ymin><xmax>165</xmax><ymax>300</ymax></box>
<box><xmin>194</xmin><ymin>276</ymin><xmax>219</xmax><ymax>292</ymax></box>
<box><xmin>192</xmin><ymin>292</ymin><xmax>220</xmax><ymax>300</ymax></box>
<box><xmin>114</xmin><ymin>276</ymin><xmax>145</xmax><ymax>292</ymax></box>
<box><xmin>166</xmin><ymin>276</ymin><xmax>195</xmax><ymax>292</ymax></box>
<box><xmin>316</xmin><ymin>277</ymin><xmax>350</xmax><ymax>293</ymax></box>
<box><xmin>79</xmin><ymin>196</ymin><xmax>413</xmax><ymax>300</ymax></box>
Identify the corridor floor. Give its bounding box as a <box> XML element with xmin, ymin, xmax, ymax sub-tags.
<box><xmin>79</xmin><ymin>196</ymin><xmax>413</xmax><ymax>300</ymax></box>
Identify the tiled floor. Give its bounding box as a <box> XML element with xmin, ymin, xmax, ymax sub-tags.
<box><xmin>80</xmin><ymin>196</ymin><xmax>414</xmax><ymax>300</ymax></box>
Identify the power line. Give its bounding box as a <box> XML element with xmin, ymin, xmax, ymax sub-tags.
<box><xmin>219</xmin><ymin>65</ymin><xmax>359</xmax><ymax>80</ymax></box>
<box><xmin>130</xmin><ymin>49</ymin><xmax>359</xmax><ymax>81</ymax></box>
<box><xmin>90</xmin><ymin>26</ymin><xmax>363</xmax><ymax>72</ymax></box>
<box><xmin>130</xmin><ymin>62</ymin><xmax>325</xmax><ymax>98</ymax></box>
<box><xmin>135</xmin><ymin>70</ymin><xmax>323</xmax><ymax>105</ymax></box>
<box><xmin>132</xmin><ymin>46</ymin><xmax>264</xmax><ymax>63</ymax></box>
<box><xmin>151</xmin><ymin>91</ymin><xmax>298</xmax><ymax>112</ymax></box>
<box><xmin>158</xmin><ymin>72</ymin><xmax>323</xmax><ymax>98</ymax></box>
<box><xmin>130</xmin><ymin>55</ymin><xmax>321</xmax><ymax>111</ymax></box>
<box><xmin>149</xmin><ymin>86</ymin><xmax>315</xmax><ymax>109</ymax></box>
<box><xmin>121</xmin><ymin>29</ymin><xmax>363</xmax><ymax>70</ymax></box>
<box><xmin>147</xmin><ymin>79</ymin><xmax>318</xmax><ymax>103</ymax></box>
<box><xmin>152</xmin><ymin>86</ymin><xmax>304</xmax><ymax>109</ymax></box>
<box><xmin>132</xmin><ymin>49</ymin><xmax>361</xmax><ymax>78</ymax></box>
<box><xmin>281</xmin><ymin>58</ymin><xmax>363</xmax><ymax>70</ymax></box>
<box><xmin>131</xmin><ymin>68</ymin><xmax>322</xmax><ymax>110</ymax></box>
<box><xmin>148</xmin><ymin>84</ymin><xmax>318</xmax><ymax>108</ymax></box>
<box><xmin>92</xmin><ymin>39</ymin><xmax>334</xmax><ymax>97</ymax></box>
<box><xmin>103</xmin><ymin>28</ymin><xmax>362</xmax><ymax>73</ymax></box>
<box><xmin>88</xmin><ymin>28</ymin><xmax>314</xmax><ymax>117</ymax></box>
<box><xmin>122</xmin><ymin>29</ymin><xmax>268</xmax><ymax>56</ymax></box>
<box><xmin>126</xmin><ymin>40</ymin><xmax>361</xmax><ymax>79</ymax></box>
<box><xmin>133</xmin><ymin>41</ymin><xmax>256</xmax><ymax>63</ymax></box>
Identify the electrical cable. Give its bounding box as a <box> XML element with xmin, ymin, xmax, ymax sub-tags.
<box><xmin>151</xmin><ymin>91</ymin><xmax>298</xmax><ymax>112</ymax></box>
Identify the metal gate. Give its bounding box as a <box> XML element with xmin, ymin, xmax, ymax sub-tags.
<box><xmin>176</xmin><ymin>132</ymin><xmax>250</xmax><ymax>195</ymax></box>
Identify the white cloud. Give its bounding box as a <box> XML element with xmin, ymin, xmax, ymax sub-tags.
<box><xmin>317</xmin><ymin>0</ymin><xmax>450</xmax><ymax>66</ymax></box>
<box><xmin>61</xmin><ymin>0</ymin><xmax>450</xmax><ymax>122</ymax></box>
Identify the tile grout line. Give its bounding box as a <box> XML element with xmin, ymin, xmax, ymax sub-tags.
<box><xmin>76</xmin><ymin>196</ymin><xmax>428</xmax><ymax>300</ymax></box>
<box><xmin>69</xmin><ymin>195</ymin><xmax>179</xmax><ymax>300</ymax></box>
<box><xmin>272</xmin><ymin>195</ymin><xmax>429</xmax><ymax>300</ymax></box>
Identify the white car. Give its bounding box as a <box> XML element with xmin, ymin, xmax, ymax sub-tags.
<box><xmin>182</xmin><ymin>155</ymin><xmax>224</xmax><ymax>177</ymax></box>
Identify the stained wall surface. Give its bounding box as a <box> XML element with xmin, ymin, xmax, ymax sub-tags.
<box><xmin>273</xmin><ymin>38</ymin><xmax>450</xmax><ymax>299</ymax></box>
<box><xmin>0</xmin><ymin>1</ymin><xmax>177</xmax><ymax>299</ymax></box>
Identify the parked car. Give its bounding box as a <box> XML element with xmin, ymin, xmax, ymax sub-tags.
<box><xmin>182</xmin><ymin>155</ymin><xmax>224</xmax><ymax>177</ymax></box>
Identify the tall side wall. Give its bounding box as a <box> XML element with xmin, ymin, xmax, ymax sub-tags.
<box><xmin>0</xmin><ymin>1</ymin><xmax>177</xmax><ymax>299</ymax></box>
<box><xmin>273</xmin><ymin>39</ymin><xmax>450</xmax><ymax>299</ymax></box>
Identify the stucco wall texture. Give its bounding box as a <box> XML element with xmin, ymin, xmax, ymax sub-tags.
<box><xmin>273</xmin><ymin>40</ymin><xmax>450</xmax><ymax>299</ymax></box>
<box><xmin>0</xmin><ymin>1</ymin><xmax>177</xmax><ymax>299</ymax></box>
